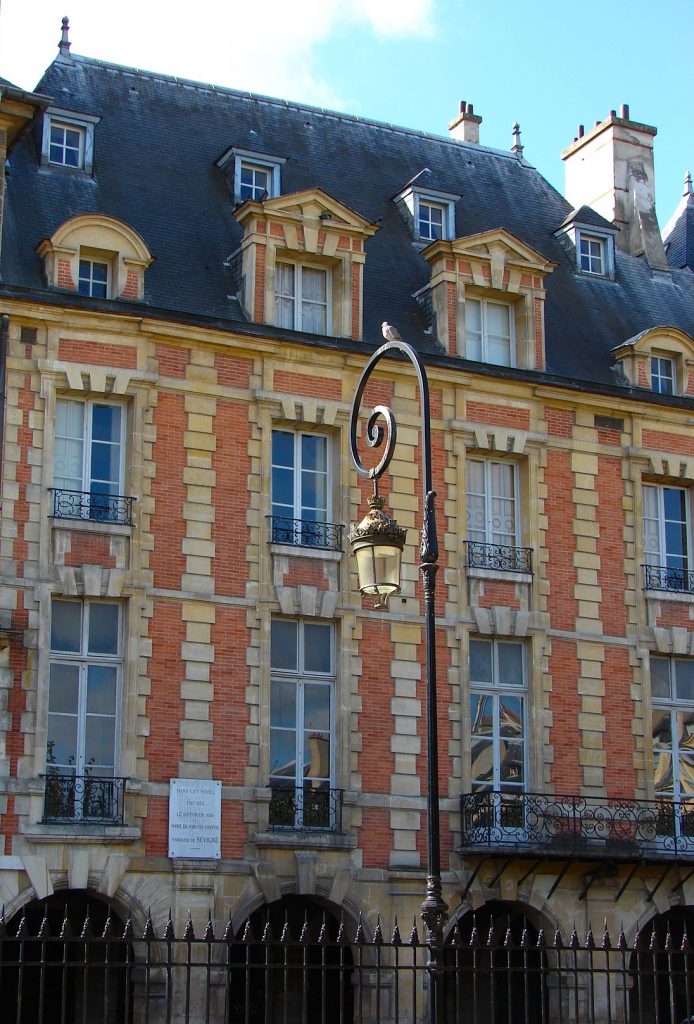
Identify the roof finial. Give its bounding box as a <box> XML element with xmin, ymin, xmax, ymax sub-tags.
<box><xmin>684</xmin><ymin>170</ymin><xmax>693</xmax><ymax>197</ymax></box>
<box><xmin>58</xmin><ymin>16</ymin><xmax>71</xmax><ymax>58</ymax></box>
<box><xmin>511</xmin><ymin>122</ymin><xmax>524</xmax><ymax>157</ymax></box>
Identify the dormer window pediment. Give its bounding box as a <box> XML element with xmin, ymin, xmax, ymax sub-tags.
<box><xmin>233</xmin><ymin>189</ymin><xmax>379</xmax><ymax>341</ymax></box>
<box><xmin>422</xmin><ymin>228</ymin><xmax>554</xmax><ymax>365</ymax></box>
<box><xmin>612</xmin><ymin>327</ymin><xmax>694</xmax><ymax>396</ymax></box>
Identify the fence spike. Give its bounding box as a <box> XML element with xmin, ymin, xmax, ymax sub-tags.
<box><xmin>409</xmin><ymin>917</ymin><xmax>420</xmax><ymax>947</ymax></box>
<box><xmin>242</xmin><ymin>918</ymin><xmax>254</xmax><ymax>944</ymax></box>
<box><xmin>354</xmin><ymin>913</ymin><xmax>366</xmax><ymax>945</ymax></box>
<box><xmin>80</xmin><ymin>907</ymin><xmax>93</xmax><ymax>941</ymax></box>
<box><xmin>469</xmin><ymin>919</ymin><xmax>480</xmax><ymax>949</ymax></box>
<box><xmin>649</xmin><ymin>927</ymin><xmax>660</xmax><ymax>953</ymax></box>
<box><xmin>536</xmin><ymin>927</ymin><xmax>546</xmax><ymax>951</ymax></box>
<box><xmin>450</xmin><ymin>923</ymin><xmax>462</xmax><ymax>947</ymax></box>
<box><xmin>336</xmin><ymin>911</ymin><xmax>348</xmax><ymax>945</ymax></box>
<box><xmin>262</xmin><ymin>912</ymin><xmax>272</xmax><ymax>944</ymax></box>
<box><xmin>280</xmin><ymin>911</ymin><xmax>292</xmax><ymax>945</ymax></box>
<box><xmin>520</xmin><ymin>920</ymin><xmax>530</xmax><ymax>949</ymax></box>
<box><xmin>14</xmin><ymin>913</ymin><xmax>28</xmax><ymax>941</ymax></box>
<box><xmin>203</xmin><ymin>913</ymin><xmax>215</xmax><ymax>942</ymax></box>
<box><xmin>222</xmin><ymin>912</ymin><xmax>234</xmax><ymax>944</ymax></box>
<box><xmin>664</xmin><ymin>923</ymin><xmax>673</xmax><ymax>953</ymax></box>
<box><xmin>391</xmin><ymin>916</ymin><xmax>402</xmax><ymax>946</ymax></box>
<box><xmin>681</xmin><ymin>927</ymin><xmax>690</xmax><ymax>954</ymax></box>
<box><xmin>37</xmin><ymin>906</ymin><xmax>51</xmax><ymax>941</ymax></box>
<box><xmin>318</xmin><ymin>912</ymin><xmax>328</xmax><ymax>946</ymax></box>
<box><xmin>183</xmin><ymin>910</ymin><xmax>195</xmax><ymax>942</ymax></box>
<box><xmin>0</xmin><ymin>905</ymin><xmax>6</xmax><ymax>940</ymax></box>
<box><xmin>373</xmin><ymin>914</ymin><xmax>383</xmax><ymax>946</ymax></box>
<box><xmin>121</xmin><ymin>913</ymin><xmax>133</xmax><ymax>941</ymax></box>
<box><xmin>585</xmin><ymin>923</ymin><xmax>596</xmax><ymax>951</ymax></box>
<box><xmin>299</xmin><ymin>912</ymin><xmax>310</xmax><ymax>945</ymax></box>
<box><xmin>601</xmin><ymin>919</ymin><xmax>611</xmax><ymax>951</ymax></box>
<box><xmin>633</xmin><ymin>927</ymin><xmax>643</xmax><ymax>952</ymax></box>
<box><xmin>101</xmin><ymin>909</ymin><xmax>113</xmax><ymax>941</ymax></box>
<box><xmin>486</xmin><ymin>920</ymin><xmax>496</xmax><ymax>948</ymax></box>
<box><xmin>616</xmin><ymin>924</ymin><xmax>628</xmax><ymax>951</ymax></box>
<box><xmin>143</xmin><ymin>908</ymin><xmax>156</xmax><ymax>941</ymax></box>
<box><xmin>163</xmin><ymin>909</ymin><xmax>175</xmax><ymax>941</ymax></box>
<box><xmin>503</xmin><ymin>915</ymin><xmax>513</xmax><ymax>949</ymax></box>
<box><xmin>569</xmin><ymin>926</ymin><xmax>579</xmax><ymax>950</ymax></box>
<box><xmin>552</xmin><ymin>928</ymin><xmax>563</xmax><ymax>950</ymax></box>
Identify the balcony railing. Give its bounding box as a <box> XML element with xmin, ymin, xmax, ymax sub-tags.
<box><xmin>42</xmin><ymin>773</ymin><xmax>127</xmax><ymax>825</ymax></box>
<box><xmin>643</xmin><ymin>562</ymin><xmax>694</xmax><ymax>594</ymax></box>
<box><xmin>269</xmin><ymin>784</ymin><xmax>343</xmax><ymax>832</ymax></box>
<box><xmin>269</xmin><ymin>515</ymin><xmax>343</xmax><ymax>551</ymax></box>
<box><xmin>49</xmin><ymin>488</ymin><xmax>135</xmax><ymax>526</ymax></box>
<box><xmin>460</xmin><ymin>790</ymin><xmax>694</xmax><ymax>860</ymax></box>
<box><xmin>465</xmin><ymin>539</ymin><xmax>532</xmax><ymax>574</ymax></box>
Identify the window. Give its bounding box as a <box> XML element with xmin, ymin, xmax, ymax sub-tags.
<box><xmin>45</xmin><ymin>599</ymin><xmax>123</xmax><ymax>822</ymax></box>
<box><xmin>269</xmin><ymin>619</ymin><xmax>337</xmax><ymax>830</ymax></box>
<box><xmin>52</xmin><ymin>399</ymin><xmax>131</xmax><ymax>524</ymax></box>
<box><xmin>239</xmin><ymin>162</ymin><xmax>271</xmax><ymax>201</ymax></box>
<box><xmin>78</xmin><ymin>258</ymin><xmax>109</xmax><ymax>298</ymax></box>
<box><xmin>466</xmin><ymin>459</ymin><xmax>530</xmax><ymax>572</ymax></box>
<box><xmin>651</xmin><ymin>355</ymin><xmax>675</xmax><ymax>395</ymax></box>
<box><xmin>643</xmin><ymin>483</ymin><xmax>692</xmax><ymax>591</ymax></box>
<box><xmin>578</xmin><ymin>233</ymin><xmax>606</xmax><ymax>276</ymax></box>
<box><xmin>271</xmin><ymin>430</ymin><xmax>338</xmax><ymax>548</ymax></box>
<box><xmin>275</xmin><ymin>263</ymin><xmax>329</xmax><ymax>334</ymax></box>
<box><xmin>651</xmin><ymin>656</ymin><xmax>694</xmax><ymax>838</ymax></box>
<box><xmin>470</xmin><ymin>638</ymin><xmax>526</xmax><ymax>810</ymax></box>
<box><xmin>418</xmin><ymin>200</ymin><xmax>446</xmax><ymax>242</ymax></box>
<box><xmin>48</xmin><ymin>120</ymin><xmax>85</xmax><ymax>168</ymax></box>
<box><xmin>465</xmin><ymin>298</ymin><xmax>514</xmax><ymax>366</ymax></box>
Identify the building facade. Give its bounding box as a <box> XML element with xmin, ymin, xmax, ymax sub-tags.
<box><xmin>1</xmin><ymin>20</ymin><xmax>694</xmax><ymax>1020</ymax></box>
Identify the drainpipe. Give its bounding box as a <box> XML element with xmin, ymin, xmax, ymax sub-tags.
<box><xmin>0</xmin><ymin>314</ymin><xmax>8</xmax><ymax>479</ymax></box>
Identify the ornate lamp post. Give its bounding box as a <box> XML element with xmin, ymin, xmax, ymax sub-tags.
<box><xmin>348</xmin><ymin>325</ymin><xmax>448</xmax><ymax>1023</ymax></box>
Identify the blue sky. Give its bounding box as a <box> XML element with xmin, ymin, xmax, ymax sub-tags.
<box><xmin>1</xmin><ymin>0</ymin><xmax>691</xmax><ymax>221</ymax></box>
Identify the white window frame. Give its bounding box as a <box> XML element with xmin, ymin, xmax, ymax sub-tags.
<box><xmin>466</xmin><ymin>458</ymin><xmax>519</xmax><ymax>548</ymax></box>
<box><xmin>417</xmin><ymin>199</ymin><xmax>447</xmax><ymax>242</ymax></box>
<box><xmin>578</xmin><ymin>233</ymin><xmax>606</xmax><ymax>275</ymax></box>
<box><xmin>42</xmin><ymin>108</ymin><xmax>99</xmax><ymax>174</ymax></box>
<box><xmin>269</xmin><ymin>619</ymin><xmax>336</xmax><ymax>830</ymax></box>
<box><xmin>651</xmin><ymin>354</ymin><xmax>676</xmax><ymax>395</ymax></box>
<box><xmin>651</xmin><ymin>655</ymin><xmax>694</xmax><ymax>838</ymax></box>
<box><xmin>469</xmin><ymin>637</ymin><xmax>527</xmax><ymax>800</ymax></box>
<box><xmin>271</xmin><ymin>429</ymin><xmax>331</xmax><ymax>546</ymax></box>
<box><xmin>575</xmin><ymin>228</ymin><xmax>615</xmax><ymax>279</ymax></box>
<box><xmin>46</xmin><ymin>599</ymin><xmax>122</xmax><ymax>819</ymax></box>
<box><xmin>78</xmin><ymin>256</ymin><xmax>110</xmax><ymax>298</ymax></box>
<box><xmin>274</xmin><ymin>262</ymin><xmax>331</xmax><ymax>334</ymax></box>
<box><xmin>228</xmin><ymin>149</ymin><xmax>283</xmax><ymax>203</ymax></box>
<box><xmin>643</xmin><ymin>483</ymin><xmax>691</xmax><ymax>578</ymax></box>
<box><xmin>53</xmin><ymin>398</ymin><xmax>127</xmax><ymax>520</ymax></box>
<box><xmin>464</xmin><ymin>297</ymin><xmax>515</xmax><ymax>367</ymax></box>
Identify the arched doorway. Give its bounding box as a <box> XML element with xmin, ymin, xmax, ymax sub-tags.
<box><xmin>1</xmin><ymin>890</ymin><xmax>132</xmax><ymax>1024</ymax></box>
<box><xmin>228</xmin><ymin>894</ymin><xmax>354</xmax><ymax>1024</ymax></box>
<box><xmin>629</xmin><ymin>906</ymin><xmax>694</xmax><ymax>1023</ymax></box>
<box><xmin>443</xmin><ymin>901</ymin><xmax>549</xmax><ymax>1024</ymax></box>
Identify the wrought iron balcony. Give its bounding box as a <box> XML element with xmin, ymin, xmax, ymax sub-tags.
<box><xmin>465</xmin><ymin>540</ymin><xmax>532</xmax><ymax>574</ymax></box>
<box><xmin>269</xmin><ymin>784</ymin><xmax>343</xmax><ymax>832</ymax></box>
<box><xmin>49</xmin><ymin>488</ymin><xmax>135</xmax><ymax>526</ymax></box>
<box><xmin>269</xmin><ymin>515</ymin><xmax>343</xmax><ymax>551</ymax></box>
<box><xmin>42</xmin><ymin>773</ymin><xmax>127</xmax><ymax>825</ymax></box>
<box><xmin>460</xmin><ymin>790</ymin><xmax>694</xmax><ymax>860</ymax></box>
<box><xmin>643</xmin><ymin>562</ymin><xmax>694</xmax><ymax>594</ymax></box>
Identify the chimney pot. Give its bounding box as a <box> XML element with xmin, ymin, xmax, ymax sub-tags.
<box><xmin>621</xmin><ymin>103</ymin><xmax>630</xmax><ymax>119</ymax></box>
<box><xmin>578</xmin><ymin>124</ymin><xmax>584</xmax><ymax>138</ymax></box>
<box><xmin>448</xmin><ymin>100</ymin><xmax>482</xmax><ymax>144</ymax></box>
<box><xmin>610</xmin><ymin>109</ymin><xmax>617</xmax><ymax>118</ymax></box>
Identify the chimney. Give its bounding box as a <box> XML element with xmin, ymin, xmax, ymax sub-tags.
<box><xmin>561</xmin><ymin>104</ymin><xmax>668</xmax><ymax>269</ymax></box>
<box><xmin>449</xmin><ymin>101</ymin><xmax>482</xmax><ymax>145</ymax></box>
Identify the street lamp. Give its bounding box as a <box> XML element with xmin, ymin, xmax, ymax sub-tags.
<box><xmin>348</xmin><ymin>326</ymin><xmax>448</xmax><ymax>1023</ymax></box>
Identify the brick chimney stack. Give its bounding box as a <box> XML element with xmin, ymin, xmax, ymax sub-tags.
<box><xmin>561</xmin><ymin>104</ymin><xmax>668</xmax><ymax>270</ymax></box>
<box><xmin>449</xmin><ymin>101</ymin><xmax>482</xmax><ymax>144</ymax></box>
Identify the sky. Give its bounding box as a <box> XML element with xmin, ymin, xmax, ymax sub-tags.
<box><xmin>1</xmin><ymin>0</ymin><xmax>692</xmax><ymax>222</ymax></box>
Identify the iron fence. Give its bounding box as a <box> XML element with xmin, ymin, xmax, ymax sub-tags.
<box><xmin>643</xmin><ymin>563</ymin><xmax>694</xmax><ymax>594</ymax></box>
<box><xmin>42</xmin><ymin>773</ymin><xmax>127</xmax><ymax>825</ymax></box>
<box><xmin>268</xmin><ymin>784</ymin><xmax>344</xmax><ymax>831</ymax></box>
<box><xmin>464</xmin><ymin>540</ymin><xmax>532</xmax><ymax>574</ymax></box>
<box><xmin>49</xmin><ymin>488</ymin><xmax>135</xmax><ymax>526</ymax></box>
<box><xmin>1</xmin><ymin>905</ymin><xmax>693</xmax><ymax>1023</ymax></box>
<box><xmin>268</xmin><ymin>515</ymin><xmax>343</xmax><ymax>551</ymax></box>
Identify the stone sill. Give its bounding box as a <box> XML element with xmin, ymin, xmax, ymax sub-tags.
<box><xmin>23</xmin><ymin>823</ymin><xmax>141</xmax><ymax>843</ymax></box>
<box><xmin>50</xmin><ymin>517</ymin><xmax>133</xmax><ymax>537</ymax></box>
<box><xmin>270</xmin><ymin>543</ymin><xmax>342</xmax><ymax>562</ymax></box>
<box><xmin>645</xmin><ymin>589</ymin><xmax>694</xmax><ymax>605</ymax></box>
<box><xmin>466</xmin><ymin>567</ymin><xmax>531</xmax><ymax>584</ymax></box>
<box><xmin>252</xmin><ymin>830</ymin><xmax>357</xmax><ymax>851</ymax></box>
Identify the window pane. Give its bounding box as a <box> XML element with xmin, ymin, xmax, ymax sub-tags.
<box><xmin>46</xmin><ymin>714</ymin><xmax>78</xmax><ymax>768</ymax></box>
<box><xmin>470</xmin><ymin>640</ymin><xmax>492</xmax><ymax>685</ymax></box>
<box><xmin>651</xmin><ymin>657</ymin><xmax>672</xmax><ymax>699</ymax></box>
<box><xmin>498</xmin><ymin>643</ymin><xmax>524</xmax><ymax>687</ymax></box>
<box><xmin>91</xmin><ymin>405</ymin><xmax>121</xmax><ymax>443</ymax></box>
<box><xmin>676</xmin><ymin>660</ymin><xmax>694</xmax><ymax>702</ymax></box>
<box><xmin>271</xmin><ymin>620</ymin><xmax>297</xmax><ymax>670</ymax></box>
<box><xmin>303</xmin><ymin>731</ymin><xmax>330</xmax><ymax>779</ymax></box>
<box><xmin>272</xmin><ymin>431</ymin><xmax>294</xmax><ymax>468</ymax></box>
<box><xmin>48</xmin><ymin>663</ymin><xmax>80</xmax><ymax>713</ymax></box>
<box><xmin>304</xmin><ymin>683</ymin><xmax>330</xmax><ymax>730</ymax></box>
<box><xmin>470</xmin><ymin>693</ymin><xmax>493</xmax><ymax>736</ymax></box>
<box><xmin>487</xmin><ymin>302</ymin><xmax>510</xmax><ymax>338</ymax></box>
<box><xmin>88</xmin><ymin>604</ymin><xmax>119</xmax><ymax>655</ymax></box>
<box><xmin>84</xmin><ymin>715</ymin><xmax>116</xmax><ymax>768</ymax></box>
<box><xmin>499</xmin><ymin>695</ymin><xmax>524</xmax><ymax>737</ymax></box>
<box><xmin>270</xmin><ymin>679</ymin><xmax>296</xmax><ymax>727</ymax></box>
<box><xmin>54</xmin><ymin>400</ymin><xmax>85</xmax><ymax>489</ymax></box>
<box><xmin>269</xmin><ymin>731</ymin><xmax>296</xmax><ymax>779</ymax></box>
<box><xmin>86</xmin><ymin>665</ymin><xmax>118</xmax><ymax>714</ymax></box>
<box><xmin>301</xmin><ymin>435</ymin><xmax>327</xmax><ymax>473</ymax></box>
<box><xmin>51</xmin><ymin>601</ymin><xmax>82</xmax><ymax>652</ymax></box>
<box><xmin>471</xmin><ymin>737</ymin><xmax>494</xmax><ymax>786</ymax></box>
<box><xmin>304</xmin><ymin>623</ymin><xmax>331</xmax><ymax>673</ymax></box>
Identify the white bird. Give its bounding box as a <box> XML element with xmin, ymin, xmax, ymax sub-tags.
<box><xmin>382</xmin><ymin>321</ymin><xmax>404</xmax><ymax>343</ymax></box>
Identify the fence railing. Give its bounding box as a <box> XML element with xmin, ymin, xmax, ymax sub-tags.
<box><xmin>643</xmin><ymin>562</ymin><xmax>694</xmax><ymax>594</ymax></box>
<box><xmin>269</xmin><ymin>515</ymin><xmax>343</xmax><ymax>550</ymax></box>
<box><xmin>42</xmin><ymin>773</ymin><xmax>127</xmax><ymax>825</ymax></box>
<box><xmin>1</xmin><ymin>907</ymin><xmax>692</xmax><ymax>1023</ymax></box>
<box><xmin>49</xmin><ymin>487</ymin><xmax>135</xmax><ymax>526</ymax></box>
<box><xmin>465</xmin><ymin>540</ymin><xmax>532</xmax><ymax>574</ymax></box>
<box><xmin>269</xmin><ymin>783</ymin><xmax>343</xmax><ymax>831</ymax></box>
<box><xmin>460</xmin><ymin>790</ymin><xmax>694</xmax><ymax>860</ymax></box>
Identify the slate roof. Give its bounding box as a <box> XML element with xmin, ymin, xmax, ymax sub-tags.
<box><xmin>663</xmin><ymin>176</ymin><xmax>694</xmax><ymax>273</ymax></box>
<box><xmin>2</xmin><ymin>52</ymin><xmax>694</xmax><ymax>391</ymax></box>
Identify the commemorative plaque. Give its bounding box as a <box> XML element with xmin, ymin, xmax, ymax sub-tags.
<box><xmin>168</xmin><ymin>778</ymin><xmax>222</xmax><ymax>860</ymax></box>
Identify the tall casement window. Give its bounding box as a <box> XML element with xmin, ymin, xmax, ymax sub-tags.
<box><xmin>643</xmin><ymin>483</ymin><xmax>692</xmax><ymax>592</ymax></box>
<box><xmin>651</xmin><ymin>656</ymin><xmax>694</xmax><ymax>838</ymax></box>
<box><xmin>465</xmin><ymin>298</ymin><xmax>514</xmax><ymax>366</ymax></box>
<box><xmin>269</xmin><ymin>619</ymin><xmax>337</xmax><ymax>830</ymax></box>
<box><xmin>52</xmin><ymin>399</ymin><xmax>129</xmax><ymax>524</ymax></box>
<box><xmin>466</xmin><ymin>459</ymin><xmax>530</xmax><ymax>573</ymax></box>
<box><xmin>271</xmin><ymin>430</ymin><xmax>335</xmax><ymax>548</ymax></box>
<box><xmin>45</xmin><ymin>600</ymin><xmax>123</xmax><ymax>822</ymax></box>
<box><xmin>275</xmin><ymin>263</ymin><xmax>329</xmax><ymax>334</ymax></box>
<box><xmin>651</xmin><ymin>355</ymin><xmax>675</xmax><ymax>395</ymax></box>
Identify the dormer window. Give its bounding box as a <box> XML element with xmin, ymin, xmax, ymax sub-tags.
<box><xmin>78</xmin><ymin>258</ymin><xmax>109</xmax><ymax>298</ymax></box>
<box><xmin>393</xmin><ymin>175</ymin><xmax>459</xmax><ymax>244</ymax></box>
<box><xmin>239</xmin><ymin>162</ymin><xmax>272</xmax><ymax>201</ymax></box>
<box><xmin>418</xmin><ymin>200</ymin><xmax>446</xmax><ymax>242</ymax></box>
<box><xmin>217</xmin><ymin>147</ymin><xmax>285</xmax><ymax>204</ymax></box>
<box><xmin>465</xmin><ymin>297</ymin><xmax>513</xmax><ymax>366</ymax></box>
<box><xmin>578</xmin><ymin>233</ymin><xmax>606</xmax><ymax>276</ymax></box>
<box><xmin>42</xmin><ymin>109</ymin><xmax>99</xmax><ymax>174</ymax></box>
<box><xmin>651</xmin><ymin>355</ymin><xmax>675</xmax><ymax>394</ymax></box>
<box><xmin>275</xmin><ymin>263</ymin><xmax>329</xmax><ymax>334</ymax></box>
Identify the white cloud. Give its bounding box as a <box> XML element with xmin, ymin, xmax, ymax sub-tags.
<box><xmin>0</xmin><ymin>0</ymin><xmax>435</xmax><ymax>109</ymax></box>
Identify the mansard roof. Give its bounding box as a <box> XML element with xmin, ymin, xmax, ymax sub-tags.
<box><xmin>2</xmin><ymin>51</ymin><xmax>694</xmax><ymax>391</ymax></box>
<box><xmin>663</xmin><ymin>174</ymin><xmax>694</xmax><ymax>273</ymax></box>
